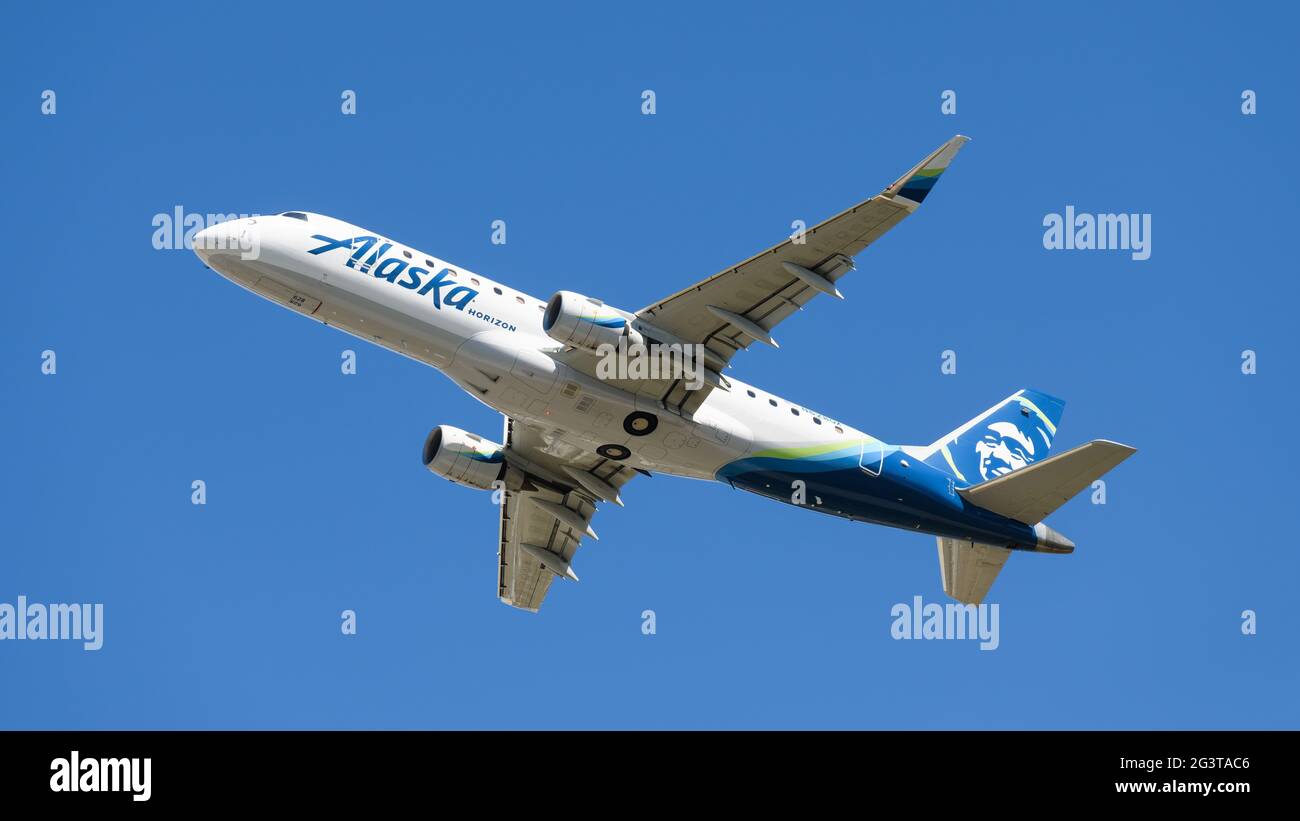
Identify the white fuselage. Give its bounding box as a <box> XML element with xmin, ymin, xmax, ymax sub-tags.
<box><xmin>193</xmin><ymin>212</ymin><xmax>875</xmax><ymax>484</ymax></box>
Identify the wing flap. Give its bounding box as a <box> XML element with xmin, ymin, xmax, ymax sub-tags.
<box><xmin>496</xmin><ymin>416</ymin><xmax>636</xmax><ymax>612</ymax></box>
<box><xmin>498</xmin><ymin>486</ymin><xmax>574</xmax><ymax>611</ymax></box>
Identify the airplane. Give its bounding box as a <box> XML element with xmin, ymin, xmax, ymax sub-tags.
<box><xmin>192</xmin><ymin>135</ymin><xmax>1135</xmax><ymax>612</ymax></box>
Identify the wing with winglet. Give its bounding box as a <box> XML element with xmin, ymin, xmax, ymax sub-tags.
<box><xmin>625</xmin><ymin>135</ymin><xmax>969</xmax><ymax>415</ymax></box>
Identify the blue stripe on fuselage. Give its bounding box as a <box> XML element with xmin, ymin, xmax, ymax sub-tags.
<box><xmin>716</xmin><ymin>450</ymin><xmax>1041</xmax><ymax>548</ymax></box>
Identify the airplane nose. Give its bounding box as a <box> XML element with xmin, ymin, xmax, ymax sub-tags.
<box><xmin>192</xmin><ymin>225</ymin><xmax>217</xmax><ymax>262</ymax></box>
<box><xmin>192</xmin><ymin>220</ymin><xmax>250</xmax><ymax>263</ymax></box>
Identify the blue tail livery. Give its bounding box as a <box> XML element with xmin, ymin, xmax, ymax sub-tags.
<box><xmin>921</xmin><ymin>389</ymin><xmax>1066</xmax><ymax>487</ymax></box>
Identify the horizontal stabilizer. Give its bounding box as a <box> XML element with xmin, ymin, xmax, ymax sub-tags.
<box><xmin>960</xmin><ymin>440</ymin><xmax>1136</xmax><ymax>525</ymax></box>
<box><xmin>938</xmin><ymin>537</ymin><xmax>1011</xmax><ymax>605</ymax></box>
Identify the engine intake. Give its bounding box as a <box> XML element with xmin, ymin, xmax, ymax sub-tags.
<box><xmin>542</xmin><ymin>290</ymin><xmax>641</xmax><ymax>353</ymax></box>
<box><xmin>422</xmin><ymin>425</ymin><xmax>507</xmax><ymax>490</ymax></box>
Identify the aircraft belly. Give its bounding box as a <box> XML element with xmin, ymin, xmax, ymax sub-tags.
<box><xmin>718</xmin><ymin>460</ymin><xmax>1040</xmax><ymax>549</ymax></box>
<box><xmin>207</xmin><ymin>252</ymin><xmax>465</xmax><ymax>368</ymax></box>
<box><xmin>448</xmin><ymin>335</ymin><xmax>749</xmax><ymax>480</ymax></box>
<box><xmin>314</xmin><ymin>278</ymin><xmax>466</xmax><ymax>368</ymax></box>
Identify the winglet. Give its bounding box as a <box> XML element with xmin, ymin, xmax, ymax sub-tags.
<box><xmin>884</xmin><ymin>135</ymin><xmax>970</xmax><ymax>206</ymax></box>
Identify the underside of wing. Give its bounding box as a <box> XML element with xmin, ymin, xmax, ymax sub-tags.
<box><xmin>632</xmin><ymin>135</ymin><xmax>969</xmax><ymax>414</ymax></box>
<box><xmin>497</xmin><ymin>486</ymin><xmax>579</xmax><ymax>612</ymax></box>
<box><xmin>550</xmin><ymin>344</ymin><xmax>725</xmax><ymax>421</ymax></box>
<box><xmin>496</xmin><ymin>415</ymin><xmax>637</xmax><ymax>612</ymax></box>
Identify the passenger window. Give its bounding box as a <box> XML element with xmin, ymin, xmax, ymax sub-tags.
<box><xmin>493</xmin><ymin>287</ymin><xmax>503</xmax><ymax>295</ymax></box>
<box><xmin>768</xmin><ymin>399</ymin><xmax>777</xmax><ymax>407</ymax></box>
<box><xmin>402</xmin><ymin>250</ymin><xmax>412</xmax><ymax>259</ymax></box>
<box><xmin>813</xmin><ymin>417</ymin><xmax>822</xmax><ymax>425</ymax></box>
<box><xmin>516</xmin><ymin>296</ymin><xmax>525</xmax><ymax>304</ymax></box>
<box><xmin>791</xmin><ymin>408</ymin><xmax>800</xmax><ymax>416</ymax></box>
<box><xmin>746</xmin><ymin>390</ymin><xmax>756</xmax><ymax>398</ymax></box>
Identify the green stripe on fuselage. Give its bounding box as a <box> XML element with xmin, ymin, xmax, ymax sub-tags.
<box><xmin>751</xmin><ymin>440</ymin><xmax>870</xmax><ymax>460</ymax></box>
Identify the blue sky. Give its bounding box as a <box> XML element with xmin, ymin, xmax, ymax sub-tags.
<box><xmin>2</xmin><ymin>2</ymin><xmax>1297</xmax><ymax>728</ymax></box>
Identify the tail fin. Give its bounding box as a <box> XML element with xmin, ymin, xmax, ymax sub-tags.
<box><xmin>922</xmin><ymin>389</ymin><xmax>1066</xmax><ymax>486</ymax></box>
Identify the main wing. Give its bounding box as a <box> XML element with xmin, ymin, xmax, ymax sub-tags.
<box><xmin>634</xmin><ymin>135</ymin><xmax>969</xmax><ymax>415</ymax></box>
<box><xmin>497</xmin><ymin>415</ymin><xmax>638</xmax><ymax>612</ymax></box>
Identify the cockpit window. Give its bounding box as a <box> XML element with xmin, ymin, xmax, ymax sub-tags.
<box><xmin>280</xmin><ymin>211</ymin><xmax>309</xmax><ymax>221</ymax></box>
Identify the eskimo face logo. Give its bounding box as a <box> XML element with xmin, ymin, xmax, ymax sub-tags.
<box><xmin>974</xmin><ymin>420</ymin><xmax>1051</xmax><ymax>481</ymax></box>
<box><xmin>307</xmin><ymin>234</ymin><xmax>477</xmax><ymax>311</ymax></box>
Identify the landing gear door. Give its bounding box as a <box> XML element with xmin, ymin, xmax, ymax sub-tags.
<box><xmin>859</xmin><ymin>437</ymin><xmax>885</xmax><ymax>477</ymax></box>
<box><xmin>254</xmin><ymin>277</ymin><xmax>321</xmax><ymax>318</ymax></box>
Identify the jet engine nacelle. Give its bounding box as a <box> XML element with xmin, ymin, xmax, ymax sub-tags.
<box><xmin>422</xmin><ymin>425</ymin><xmax>507</xmax><ymax>490</ymax></box>
<box><xmin>542</xmin><ymin>290</ymin><xmax>642</xmax><ymax>353</ymax></box>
